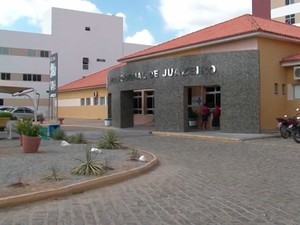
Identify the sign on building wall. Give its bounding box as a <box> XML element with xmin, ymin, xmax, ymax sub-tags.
<box><xmin>49</xmin><ymin>53</ymin><xmax>58</xmax><ymax>98</ymax></box>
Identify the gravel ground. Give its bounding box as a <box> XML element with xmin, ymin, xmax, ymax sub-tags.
<box><xmin>0</xmin><ymin>138</ymin><xmax>144</xmax><ymax>197</ymax></box>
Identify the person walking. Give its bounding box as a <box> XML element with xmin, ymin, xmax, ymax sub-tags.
<box><xmin>212</xmin><ymin>104</ymin><xmax>221</xmax><ymax>129</ymax></box>
<box><xmin>200</xmin><ymin>103</ymin><xmax>210</xmax><ymax>130</ymax></box>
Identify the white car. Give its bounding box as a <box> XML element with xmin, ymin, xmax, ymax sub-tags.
<box><xmin>0</xmin><ymin>106</ymin><xmax>13</xmax><ymax>111</ymax></box>
<box><xmin>6</xmin><ymin>107</ymin><xmax>43</xmax><ymax>121</ymax></box>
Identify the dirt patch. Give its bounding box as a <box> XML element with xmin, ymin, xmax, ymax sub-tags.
<box><xmin>0</xmin><ymin>151</ymin><xmax>154</xmax><ymax>199</ymax></box>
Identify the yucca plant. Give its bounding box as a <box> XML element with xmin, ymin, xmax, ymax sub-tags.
<box><xmin>128</xmin><ymin>148</ymin><xmax>141</xmax><ymax>160</ymax></box>
<box><xmin>43</xmin><ymin>165</ymin><xmax>65</xmax><ymax>181</ymax></box>
<box><xmin>98</xmin><ymin>130</ymin><xmax>121</xmax><ymax>149</ymax></box>
<box><xmin>71</xmin><ymin>146</ymin><xmax>106</xmax><ymax>176</ymax></box>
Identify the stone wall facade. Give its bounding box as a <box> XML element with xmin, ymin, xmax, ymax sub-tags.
<box><xmin>108</xmin><ymin>50</ymin><xmax>260</xmax><ymax>133</ymax></box>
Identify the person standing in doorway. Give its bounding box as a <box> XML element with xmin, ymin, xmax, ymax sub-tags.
<box><xmin>212</xmin><ymin>104</ymin><xmax>221</xmax><ymax>129</ymax></box>
<box><xmin>200</xmin><ymin>103</ymin><xmax>210</xmax><ymax>130</ymax></box>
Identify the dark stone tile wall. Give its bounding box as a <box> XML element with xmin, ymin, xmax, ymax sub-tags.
<box><xmin>108</xmin><ymin>50</ymin><xmax>260</xmax><ymax>133</ymax></box>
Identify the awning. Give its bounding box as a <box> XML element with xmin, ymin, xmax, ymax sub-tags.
<box><xmin>0</xmin><ymin>86</ymin><xmax>32</xmax><ymax>94</ymax></box>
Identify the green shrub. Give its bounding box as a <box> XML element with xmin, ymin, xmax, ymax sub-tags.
<box><xmin>14</xmin><ymin>118</ymin><xmax>41</xmax><ymax>136</ymax></box>
<box><xmin>98</xmin><ymin>130</ymin><xmax>121</xmax><ymax>149</ymax></box>
<box><xmin>52</xmin><ymin>128</ymin><xmax>66</xmax><ymax>140</ymax></box>
<box><xmin>14</xmin><ymin>118</ymin><xmax>31</xmax><ymax>134</ymax></box>
<box><xmin>65</xmin><ymin>132</ymin><xmax>87</xmax><ymax>144</ymax></box>
<box><xmin>0</xmin><ymin>111</ymin><xmax>13</xmax><ymax>119</ymax></box>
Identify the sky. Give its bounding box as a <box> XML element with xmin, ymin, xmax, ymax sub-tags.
<box><xmin>0</xmin><ymin>0</ymin><xmax>252</xmax><ymax>45</ymax></box>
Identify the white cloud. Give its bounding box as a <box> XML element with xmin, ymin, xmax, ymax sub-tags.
<box><xmin>159</xmin><ymin>0</ymin><xmax>252</xmax><ymax>37</ymax></box>
<box><xmin>125</xmin><ymin>29</ymin><xmax>155</xmax><ymax>45</ymax></box>
<box><xmin>0</xmin><ymin>0</ymin><xmax>100</xmax><ymax>34</ymax></box>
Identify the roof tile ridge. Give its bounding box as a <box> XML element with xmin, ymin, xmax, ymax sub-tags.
<box><xmin>246</xmin><ymin>14</ymin><xmax>262</xmax><ymax>31</ymax></box>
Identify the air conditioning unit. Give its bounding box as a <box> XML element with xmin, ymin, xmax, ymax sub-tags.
<box><xmin>293</xmin><ymin>66</ymin><xmax>300</xmax><ymax>80</ymax></box>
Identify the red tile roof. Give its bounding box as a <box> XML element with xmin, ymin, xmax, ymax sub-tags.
<box><xmin>281</xmin><ymin>52</ymin><xmax>300</xmax><ymax>63</ymax></box>
<box><xmin>59</xmin><ymin>63</ymin><xmax>124</xmax><ymax>91</ymax></box>
<box><xmin>119</xmin><ymin>14</ymin><xmax>300</xmax><ymax>62</ymax></box>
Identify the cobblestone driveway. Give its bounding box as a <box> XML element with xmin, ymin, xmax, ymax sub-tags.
<box><xmin>0</xmin><ymin>134</ymin><xmax>299</xmax><ymax>225</ymax></box>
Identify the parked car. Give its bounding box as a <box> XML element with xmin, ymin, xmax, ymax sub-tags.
<box><xmin>0</xmin><ymin>106</ymin><xmax>13</xmax><ymax>111</ymax></box>
<box><xmin>5</xmin><ymin>107</ymin><xmax>43</xmax><ymax>121</ymax></box>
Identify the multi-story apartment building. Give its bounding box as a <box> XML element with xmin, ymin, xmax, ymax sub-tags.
<box><xmin>271</xmin><ymin>0</ymin><xmax>300</xmax><ymax>26</ymax></box>
<box><xmin>0</xmin><ymin>8</ymin><xmax>151</xmax><ymax>118</ymax></box>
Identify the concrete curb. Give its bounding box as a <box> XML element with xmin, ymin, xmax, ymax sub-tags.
<box><xmin>152</xmin><ymin>131</ymin><xmax>242</xmax><ymax>142</ymax></box>
<box><xmin>0</xmin><ymin>150</ymin><xmax>158</xmax><ymax>209</ymax></box>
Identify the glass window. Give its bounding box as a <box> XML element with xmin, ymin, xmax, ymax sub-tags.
<box><xmin>33</xmin><ymin>74</ymin><xmax>41</xmax><ymax>81</ymax></box>
<box><xmin>93</xmin><ymin>97</ymin><xmax>98</xmax><ymax>105</ymax></box>
<box><xmin>282</xmin><ymin>84</ymin><xmax>286</xmax><ymax>95</ymax></box>
<box><xmin>146</xmin><ymin>90</ymin><xmax>154</xmax><ymax>114</ymax></box>
<box><xmin>80</xmin><ymin>98</ymin><xmax>85</xmax><ymax>106</ymax></box>
<box><xmin>86</xmin><ymin>98</ymin><xmax>91</xmax><ymax>105</ymax></box>
<box><xmin>286</xmin><ymin>0</ymin><xmax>294</xmax><ymax>5</ymax></box>
<box><xmin>28</xmin><ymin>49</ymin><xmax>36</xmax><ymax>57</ymax></box>
<box><xmin>83</xmin><ymin>57</ymin><xmax>89</xmax><ymax>70</ymax></box>
<box><xmin>205</xmin><ymin>86</ymin><xmax>221</xmax><ymax>108</ymax></box>
<box><xmin>1</xmin><ymin>73</ymin><xmax>10</xmax><ymax>80</ymax></box>
<box><xmin>294</xmin><ymin>85</ymin><xmax>300</xmax><ymax>99</ymax></box>
<box><xmin>134</xmin><ymin>91</ymin><xmax>142</xmax><ymax>114</ymax></box>
<box><xmin>40</xmin><ymin>50</ymin><xmax>49</xmax><ymax>57</ymax></box>
<box><xmin>0</xmin><ymin>47</ymin><xmax>9</xmax><ymax>55</ymax></box>
<box><xmin>274</xmin><ymin>83</ymin><xmax>279</xmax><ymax>94</ymax></box>
<box><xmin>285</xmin><ymin>14</ymin><xmax>295</xmax><ymax>24</ymax></box>
<box><xmin>99</xmin><ymin>97</ymin><xmax>106</xmax><ymax>105</ymax></box>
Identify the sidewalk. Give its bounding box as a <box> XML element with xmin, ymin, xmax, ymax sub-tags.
<box><xmin>60</xmin><ymin>118</ymin><xmax>279</xmax><ymax>142</ymax></box>
<box><xmin>0</xmin><ymin>118</ymin><xmax>279</xmax><ymax>142</ymax></box>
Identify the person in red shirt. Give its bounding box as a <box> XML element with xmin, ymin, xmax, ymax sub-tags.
<box><xmin>200</xmin><ymin>103</ymin><xmax>210</xmax><ymax>129</ymax></box>
<box><xmin>212</xmin><ymin>104</ymin><xmax>221</xmax><ymax>129</ymax></box>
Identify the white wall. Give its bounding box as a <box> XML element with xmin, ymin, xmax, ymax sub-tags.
<box><xmin>272</xmin><ymin>3</ymin><xmax>300</xmax><ymax>18</ymax></box>
<box><xmin>51</xmin><ymin>8</ymin><xmax>124</xmax><ymax>86</ymax></box>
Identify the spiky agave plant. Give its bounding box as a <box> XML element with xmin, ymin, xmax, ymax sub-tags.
<box><xmin>71</xmin><ymin>146</ymin><xmax>106</xmax><ymax>176</ymax></box>
<box><xmin>98</xmin><ymin>130</ymin><xmax>121</xmax><ymax>149</ymax></box>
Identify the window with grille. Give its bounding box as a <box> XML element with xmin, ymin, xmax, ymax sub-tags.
<box><xmin>134</xmin><ymin>91</ymin><xmax>142</xmax><ymax>114</ymax></box>
<box><xmin>99</xmin><ymin>97</ymin><xmax>106</xmax><ymax>105</ymax></box>
<box><xmin>86</xmin><ymin>98</ymin><xmax>91</xmax><ymax>105</ymax></box>
<box><xmin>40</xmin><ymin>50</ymin><xmax>49</xmax><ymax>57</ymax></box>
<box><xmin>146</xmin><ymin>90</ymin><xmax>155</xmax><ymax>114</ymax></box>
<box><xmin>23</xmin><ymin>74</ymin><xmax>41</xmax><ymax>81</ymax></box>
<box><xmin>1</xmin><ymin>73</ymin><xmax>10</xmax><ymax>80</ymax></box>
<box><xmin>285</xmin><ymin>14</ymin><xmax>295</xmax><ymax>24</ymax></box>
<box><xmin>80</xmin><ymin>98</ymin><xmax>85</xmax><ymax>106</ymax></box>
<box><xmin>83</xmin><ymin>57</ymin><xmax>89</xmax><ymax>70</ymax></box>
<box><xmin>93</xmin><ymin>97</ymin><xmax>98</xmax><ymax>105</ymax></box>
<box><xmin>274</xmin><ymin>83</ymin><xmax>279</xmax><ymax>94</ymax></box>
<box><xmin>285</xmin><ymin>0</ymin><xmax>294</xmax><ymax>5</ymax></box>
<box><xmin>282</xmin><ymin>84</ymin><xmax>286</xmax><ymax>95</ymax></box>
<box><xmin>294</xmin><ymin>85</ymin><xmax>300</xmax><ymax>99</ymax></box>
<box><xmin>205</xmin><ymin>86</ymin><xmax>221</xmax><ymax>108</ymax></box>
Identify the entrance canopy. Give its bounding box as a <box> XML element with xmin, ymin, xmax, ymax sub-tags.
<box><xmin>0</xmin><ymin>86</ymin><xmax>32</xmax><ymax>94</ymax></box>
<box><xmin>0</xmin><ymin>86</ymin><xmax>39</xmax><ymax>122</ymax></box>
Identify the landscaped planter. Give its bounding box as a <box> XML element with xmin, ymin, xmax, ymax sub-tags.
<box><xmin>22</xmin><ymin>135</ymin><xmax>41</xmax><ymax>153</ymax></box>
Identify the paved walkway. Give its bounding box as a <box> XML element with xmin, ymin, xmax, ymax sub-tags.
<box><xmin>1</xmin><ymin>119</ymin><xmax>299</xmax><ymax>225</ymax></box>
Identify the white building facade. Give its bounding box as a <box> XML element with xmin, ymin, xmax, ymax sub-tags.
<box><xmin>271</xmin><ymin>0</ymin><xmax>300</xmax><ymax>26</ymax></box>
<box><xmin>0</xmin><ymin>8</ymin><xmax>151</xmax><ymax>118</ymax></box>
